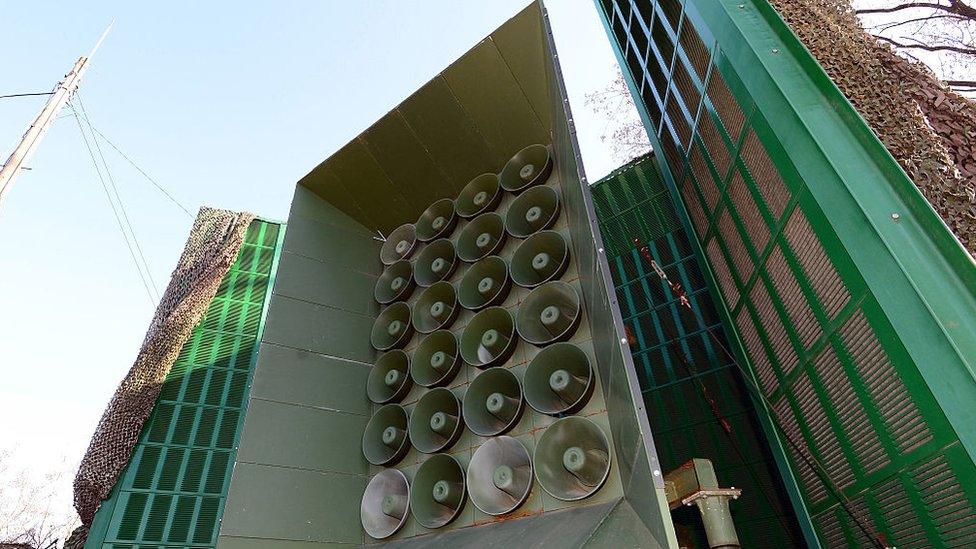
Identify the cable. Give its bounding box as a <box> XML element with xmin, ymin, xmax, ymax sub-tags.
<box><xmin>0</xmin><ymin>92</ymin><xmax>54</xmax><ymax>100</ymax></box>
<box><xmin>634</xmin><ymin>238</ymin><xmax>885</xmax><ymax>549</ymax></box>
<box><xmin>69</xmin><ymin>103</ymin><xmax>157</xmax><ymax>305</ymax></box>
<box><xmin>75</xmin><ymin>94</ymin><xmax>160</xmax><ymax>300</ymax></box>
<box><xmin>86</xmin><ymin>125</ymin><xmax>193</xmax><ymax>218</ymax></box>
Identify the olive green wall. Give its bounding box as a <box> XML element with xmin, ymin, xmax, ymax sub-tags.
<box><xmin>218</xmin><ymin>186</ymin><xmax>380</xmax><ymax>547</ymax></box>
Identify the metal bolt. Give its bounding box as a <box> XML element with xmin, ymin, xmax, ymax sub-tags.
<box><xmin>737</xmin><ymin>3</ymin><xmax>745</xmax><ymax>8</ymax></box>
<box><xmin>620</xmin><ymin>337</ymin><xmax>628</xmax><ymax>345</ymax></box>
<box><xmin>653</xmin><ymin>469</ymin><xmax>662</xmax><ymax>477</ymax></box>
<box><xmin>891</xmin><ymin>212</ymin><xmax>901</xmax><ymax>221</ymax></box>
<box><xmin>598</xmin><ymin>247</ymin><xmax>604</xmax><ymax>253</ymax></box>
<box><xmin>772</xmin><ymin>48</ymin><xmax>780</xmax><ymax>54</ymax></box>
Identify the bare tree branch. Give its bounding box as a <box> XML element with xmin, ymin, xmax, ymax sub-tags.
<box><xmin>874</xmin><ymin>34</ymin><xmax>976</xmax><ymax>54</ymax></box>
<box><xmin>857</xmin><ymin>2</ymin><xmax>957</xmax><ymax>15</ymax></box>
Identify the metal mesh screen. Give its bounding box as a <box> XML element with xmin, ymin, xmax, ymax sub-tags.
<box><xmin>86</xmin><ymin>221</ymin><xmax>281</xmax><ymax>548</ymax></box>
<box><xmin>598</xmin><ymin>1</ymin><xmax>976</xmax><ymax>546</ymax></box>
<box><xmin>592</xmin><ymin>156</ymin><xmax>803</xmax><ymax>548</ymax></box>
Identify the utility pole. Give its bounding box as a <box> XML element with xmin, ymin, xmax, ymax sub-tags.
<box><xmin>0</xmin><ymin>22</ymin><xmax>112</xmax><ymax>209</ymax></box>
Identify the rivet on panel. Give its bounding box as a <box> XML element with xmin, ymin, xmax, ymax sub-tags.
<box><xmin>891</xmin><ymin>212</ymin><xmax>901</xmax><ymax>221</ymax></box>
<box><xmin>772</xmin><ymin>48</ymin><xmax>780</xmax><ymax>54</ymax></box>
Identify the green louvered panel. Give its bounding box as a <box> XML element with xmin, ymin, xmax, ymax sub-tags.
<box><xmin>592</xmin><ymin>156</ymin><xmax>803</xmax><ymax>547</ymax></box>
<box><xmin>597</xmin><ymin>0</ymin><xmax>976</xmax><ymax>546</ymax></box>
<box><xmin>87</xmin><ymin>220</ymin><xmax>283</xmax><ymax>549</ymax></box>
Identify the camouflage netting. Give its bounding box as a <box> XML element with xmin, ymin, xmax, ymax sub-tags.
<box><xmin>771</xmin><ymin>0</ymin><xmax>976</xmax><ymax>257</ymax></box>
<box><xmin>68</xmin><ymin>207</ymin><xmax>255</xmax><ymax>544</ymax></box>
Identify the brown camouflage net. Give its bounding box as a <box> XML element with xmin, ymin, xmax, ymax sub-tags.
<box><xmin>70</xmin><ymin>207</ymin><xmax>255</xmax><ymax>537</ymax></box>
<box><xmin>771</xmin><ymin>0</ymin><xmax>976</xmax><ymax>257</ymax></box>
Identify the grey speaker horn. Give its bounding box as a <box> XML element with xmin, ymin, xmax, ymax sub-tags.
<box><xmin>371</xmin><ymin>302</ymin><xmax>414</xmax><ymax>351</ymax></box>
<box><xmin>534</xmin><ymin>416</ymin><xmax>611</xmax><ymax>501</ymax></box>
<box><xmin>412</xmin><ymin>330</ymin><xmax>462</xmax><ymax>388</ymax></box>
<box><xmin>380</xmin><ymin>223</ymin><xmax>418</xmax><ymax>265</ymax></box>
<box><xmin>367</xmin><ymin>350</ymin><xmax>413</xmax><ymax>404</ymax></box>
<box><xmin>510</xmin><ymin>230</ymin><xmax>569</xmax><ymax>288</ymax></box>
<box><xmin>467</xmin><ymin>436</ymin><xmax>533</xmax><ymax>515</ymax></box>
<box><xmin>524</xmin><ymin>343</ymin><xmax>594</xmax><ymax>415</ymax></box>
<box><xmin>412</xmin><ymin>281</ymin><xmax>459</xmax><ymax>333</ymax></box>
<box><xmin>374</xmin><ymin>259</ymin><xmax>416</xmax><ymax>304</ymax></box>
<box><xmin>416</xmin><ymin>198</ymin><xmax>458</xmax><ymax>242</ymax></box>
<box><xmin>361</xmin><ymin>469</ymin><xmax>410</xmax><ymax>539</ymax></box>
<box><xmin>408</xmin><ymin>387</ymin><xmax>463</xmax><ymax>454</ymax></box>
<box><xmin>362</xmin><ymin>404</ymin><xmax>411</xmax><ymax>466</ymax></box>
<box><xmin>414</xmin><ymin>238</ymin><xmax>458</xmax><ymax>287</ymax></box>
<box><xmin>516</xmin><ymin>281</ymin><xmax>581</xmax><ymax>346</ymax></box>
<box><xmin>460</xmin><ymin>307</ymin><xmax>517</xmax><ymax>368</ymax></box>
<box><xmin>505</xmin><ymin>185</ymin><xmax>560</xmax><ymax>238</ymax></box>
<box><xmin>457</xmin><ymin>173</ymin><xmax>503</xmax><ymax>218</ymax></box>
<box><xmin>499</xmin><ymin>144</ymin><xmax>553</xmax><ymax>193</ymax></box>
<box><xmin>410</xmin><ymin>454</ymin><xmax>466</xmax><ymax>529</ymax></box>
<box><xmin>463</xmin><ymin>367</ymin><xmax>524</xmax><ymax>436</ymax></box>
<box><xmin>457</xmin><ymin>256</ymin><xmax>511</xmax><ymax>311</ymax></box>
<box><xmin>457</xmin><ymin>212</ymin><xmax>506</xmax><ymax>263</ymax></box>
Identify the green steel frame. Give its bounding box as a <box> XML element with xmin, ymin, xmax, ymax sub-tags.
<box><xmin>86</xmin><ymin>219</ymin><xmax>285</xmax><ymax>549</ymax></box>
<box><xmin>595</xmin><ymin>0</ymin><xmax>976</xmax><ymax>547</ymax></box>
<box><xmin>591</xmin><ymin>154</ymin><xmax>803</xmax><ymax>547</ymax></box>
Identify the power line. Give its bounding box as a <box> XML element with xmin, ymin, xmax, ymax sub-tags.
<box><xmin>0</xmin><ymin>92</ymin><xmax>54</xmax><ymax>100</ymax></box>
<box><xmin>69</xmin><ymin>102</ymin><xmax>158</xmax><ymax>305</ymax></box>
<box><xmin>74</xmin><ymin>94</ymin><xmax>160</xmax><ymax>300</ymax></box>
<box><xmin>86</xmin><ymin>124</ymin><xmax>193</xmax><ymax>218</ymax></box>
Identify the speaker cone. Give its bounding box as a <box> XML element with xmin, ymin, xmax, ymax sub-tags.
<box><xmin>414</xmin><ymin>238</ymin><xmax>458</xmax><ymax>287</ymax></box>
<box><xmin>410</xmin><ymin>454</ymin><xmax>466</xmax><ymax>529</ymax></box>
<box><xmin>416</xmin><ymin>198</ymin><xmax>458</xmax><ymax>242</ymax></box>
<box><xmin>362</xmin><ymin>404</ymin><xmax>411</xmax><ymax>466</ymax></box>
<box><xmin>510</xmin><ymin>231</ymin><xmax>569</xmax><ymax>288</ymax></box>
<box><xmin>361</xmin><ymin>469</ymin><xmax>410</xmax><ymax>539</ymax></box>
<box><xmin>524</xmin><ymin>343</ymin><xmax>594</xmax><ymax>415</ymax></box>
<box><xmin>408</xmin><ymin>387</ymin><xmax>463</xmax><ymax>454</ymax></box>
<box><xmin>457</xmin><ymin>256</ymin><xmax>511</xmax><ymax>311</ymax></box>
<box><xmin>370</xmin><ymin>302</ymin><xmax>414</xmax><ymax>351</ymax></box>
<box><xmin>467</xmin><ymin>436</ymin><xmax>533</xmax><ymax>515</ymax></box>
<box><xmin>380</xmin><ymin>223</ymin><xmax>418</xmax><ymax>265</ymax></box>
<box><xmin>499</xmin><ymin>144</ymin><xmax>553</xmax><ymax>193</ymax></box>
<box><xmin>457</xmin><ymin>212</ymin><xmax>506</xmax><ymax>263</ymax></box>
<box><xmin>534</xmin><ymin>416</ymin><xmax>611</xmax><ymax>501</ymax></box>
<box><xmin>505</xmin><ymin>185</ymin><xmax>560</xmax><ymax>238</ymax></box>
<box><xmin>460</xmin><ymin>307</ymin><xmax>517</xmax><ymax>368</ymax></box>
<box><xmin>412</xmin><ymin>281</ymin><xmax>459</xmax><ymax>333</ymax></box>
<box><xmin>374</xmin><ymin>260</ymin><xmax>416</xmax><ymax>304</ymax></box>
<box><xmin>456</xmin><ymin>173</ymin><xmax>503</xmax><ymax>219</ymax></box>
<box><xmin>367</xmin><ymin>350</ymin><xmax>413</xmax><ymax>404</ymax></box>
<box><xmin>463</xmin><ymin>367</ymin><xmax>525</xmax><ymax>437</ymax></box>
<box><xmin>412</xmin><ymin>330</ymin><xmax>462</xmax><ymax>388</ymax></box>
<box><xmin>516</xmin><ymin>281</ymin><xmax>581</xmax><ymax>346</ymax></box>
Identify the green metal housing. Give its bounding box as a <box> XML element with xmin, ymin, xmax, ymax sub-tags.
<box><xmin>86</xmin><ymin>220</ymin><xmax>285</xmax><ymax>548</ymax></box>
<box><xmin>595</xmin><ymin>0</ymin><xmax>976</xmax><ymax>546</ymax></box>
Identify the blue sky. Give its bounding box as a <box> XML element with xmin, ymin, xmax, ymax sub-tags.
<box><xmin>0</xmin><ymin>0</ymin><xmax>632</xmax><ymax>525</ymax></box>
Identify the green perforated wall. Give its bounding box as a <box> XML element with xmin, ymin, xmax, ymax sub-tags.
<box><xmin>592</xmin><ymin>154</ymin><xmax>802</xmax><ymax>547</ymax></box>
<box><xmin>596</xmin><ymin>0</ymin><xmax>976</xmax><ymax>546</ymax></box>
<box><xmin>86</xmin><ymin>220</ymin><xmax>284</xmax><ymax>549</ymax></box>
